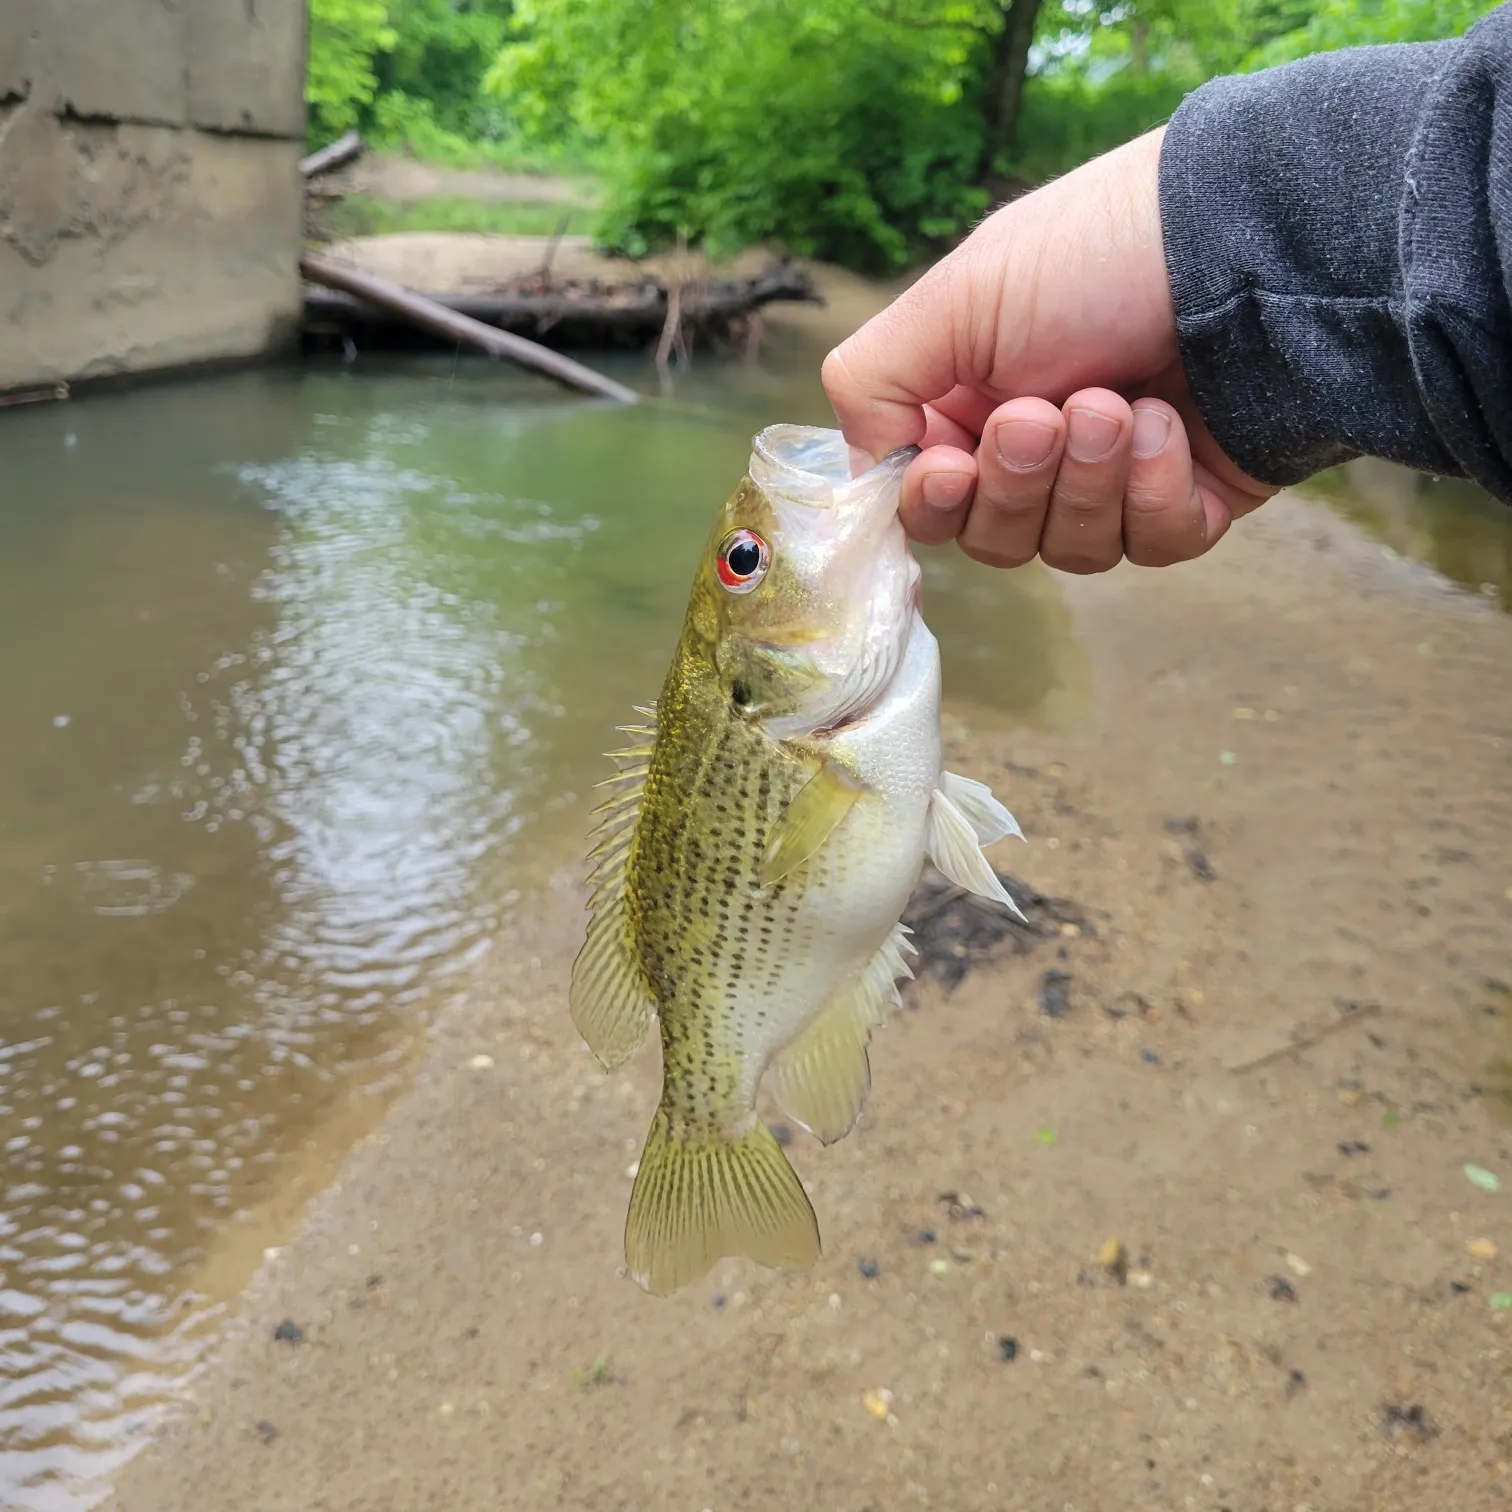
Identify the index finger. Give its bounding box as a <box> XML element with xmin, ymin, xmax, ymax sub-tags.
<box><xmin>821</xmin><ymin>263</ymin><xmax>967</xmax><ymax>462</ymax></box>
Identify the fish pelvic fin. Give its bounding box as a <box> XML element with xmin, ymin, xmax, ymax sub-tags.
<box><xmin>926</xmin><ymin>781</ymin><xmax>1028</xmax><ymax>921</ymax></box>
<box><xmin>940</xmin><ymin>769</ymin><xmax>1023</xmax><ymax>845</ymax></box>
<box><xmin>570</xmin><ymin>709</ymin><xmax>660</xmax><ymax>1068</ymax></box>
<box><xmin>758</xmin><ymin>758</ymin><xmax>867</xmax><ymax>888</ymax></box>
<box><xmin>624</xmin><ymin>1109</ymin><xmax>820</xmax><ymax>1297</ymax></box>
<box><xmin>770</xmin><ymin>922</ymin><xmax>915</xmax><ymax>1145</ymax></box>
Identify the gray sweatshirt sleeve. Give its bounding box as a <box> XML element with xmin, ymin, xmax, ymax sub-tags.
<box><xmin>1158</xmin><ymin>5</ymin><xmax>1512</xmax><ymax>503</ymax></box>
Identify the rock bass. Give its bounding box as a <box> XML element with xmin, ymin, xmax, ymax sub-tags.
<box><xmin>571</xmin><ymin>424</ymin><xmax>1024</xmax><ymax>1296</ymax></box>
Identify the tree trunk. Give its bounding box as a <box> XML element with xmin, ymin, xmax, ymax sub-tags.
<box><xmin>980</xmin><ymin>0</ymin><xmax>1045</xmax><ymax>180</ymax></box>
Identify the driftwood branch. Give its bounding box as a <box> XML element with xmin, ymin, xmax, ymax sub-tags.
<box><xmin>303</xmin><ymin>261</ymin><xmax>821</xmax><ymax>351</ymax></box>
<box><xmin>301</xmin><ymin>131</ymin><xmax>365</xmax><ymax>180</ymax></box>
<box><xmin>298</xmin><ymin>253</ymin><xmax>638</xmax><ymax>403</ymax></box>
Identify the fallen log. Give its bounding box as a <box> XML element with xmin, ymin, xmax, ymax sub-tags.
<box><xmin>299</xmin><ymin>253</ymin><xmax>638</xmax><ymax>404</ymax></box>
<box><xmin>302</xmin><ymin>261</ymin><xmax>822</xmax><ymax>350</ymax></box>
<box><xmin>301</xmin><ymin>131</ymin><xmax>365</xmax><ymax>180</ymax></box>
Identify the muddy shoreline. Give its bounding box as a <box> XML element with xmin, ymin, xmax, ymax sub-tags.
<box><xmin>106</xmin><ymin>491</ymin><xmax>1512</xmax><ymax>1512</ymax></box>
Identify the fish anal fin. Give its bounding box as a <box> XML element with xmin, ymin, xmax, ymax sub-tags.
<box><xmin>926</xmin><ymin>786</ymin><xmax>1028</xmax><ymax>921</ymax></box>
<box><xmin>624</xmin><ymin>1111</ymin><xmax>820</xmax><ymax>1296</ymax></box>
<box><xmin>940</xmin><ymin>769</ymin><xmax>1023</xmax><ymax>845</ymax></box>
<box><xmin>770</xmin><ymin>923</ymin><xmax>914</xmax><ymax>1145</ymax></box>
<box><xmin>570</xmin><ymin>708</ymin><xmax>660</xmax><ymax>1068</ymax></box>
<box><xmin>758</xmin><ymin>759</ymin><xmax>867</xmax><ymax>888</ymax></box>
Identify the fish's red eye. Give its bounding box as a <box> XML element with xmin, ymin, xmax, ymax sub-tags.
<box><xmin>715</xmin><ymin>528</ymin><xmax>769</xmax><ymax>594</ymax></box>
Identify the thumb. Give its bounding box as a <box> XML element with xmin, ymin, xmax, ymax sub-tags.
<box><xmin>821</xmin><ymin>260</ymin><xmax>968</xmax><ymax>462</ymax></box>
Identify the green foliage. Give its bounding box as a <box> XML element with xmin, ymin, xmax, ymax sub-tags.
<box><xmin>1240</xmin><ymin>0</ymin><xmax>1497</xmax><ymax>67</ymax></box>
<box><xmin>307</xmin><ymin>0</ymin><xmax>397</xmax><ymax>141</ymax></box>
<box><xmin>308</xmin><ymin>0</ymin><xmax>1509</xmax><ymax>271</ymax></box>
<box><xmin>489</xmin><ymin>0</ymin><xmax>996</xmax><ymax>272</ymax></box>
<box><xmin>320</xmin><ymin>192</ymin><xmax>592</xmax><ymax>239</ymax></box>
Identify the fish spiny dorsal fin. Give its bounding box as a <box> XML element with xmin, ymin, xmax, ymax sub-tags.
<box><xmin>769</xmin><ymin>922</ymin><xmax>914</xmax><ymax>1146</ymax></box>
<box><xmin>624</xmin><ymin>1110</ymin><xmax>820</xmax><ymax>1296</ymax></box>
<box><xmin>925</xmin><ymin>780</ymin><xmax>1027</xmax><ymax>921</ymax></box>
<box><xmin>569</xmin><ymin>708</ymin><xmax>660</xmax><ymax>1069</ymax></box>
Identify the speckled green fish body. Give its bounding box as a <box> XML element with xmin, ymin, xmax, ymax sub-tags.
<box><xmin>571</xmin><ymin>426</ymin><xmax>1025</xmax><ymax>1296</ymax></box>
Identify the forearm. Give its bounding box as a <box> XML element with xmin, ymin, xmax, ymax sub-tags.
<box><xmin>1159</xmin><ymin>6</ymin><xmax>1512</xmax><ymax>503</ymax></box>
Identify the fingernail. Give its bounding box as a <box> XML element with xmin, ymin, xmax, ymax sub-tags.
<box><xmin>994</xmin><ymin>419</ymin><xmax>1058</xmax><ymax>471</ymax></box>
<box><xmin>921</xmin><ymin>472</ymin><xmax>970</xmax><ymax>511</ymax></box>
<box><xmin>1066</xmin><ymin>408</ymin><xmax>1122</xmax><ymax>463</ymax></box>
<box><xmin>1131</xmin><ymin>406</ymin><xmax>1171</xmax><ymax>459</ymax></box>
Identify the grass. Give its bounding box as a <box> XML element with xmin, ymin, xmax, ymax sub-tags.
<box><xmin>319</xmin><ymin>194</ymin><xmax>596</xmax><ymax>240</ymax></box>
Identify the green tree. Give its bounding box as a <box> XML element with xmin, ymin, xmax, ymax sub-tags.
<box><xmin>307</xmin><ymin>0</ymin><xmax>398</xmax><ymax>140</ymax></box>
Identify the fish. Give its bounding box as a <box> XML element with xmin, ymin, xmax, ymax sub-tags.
<box><xmin>570</xmin><ymin>424</ymin><xmax>1025</xmax><ymax>1297</ymax></box>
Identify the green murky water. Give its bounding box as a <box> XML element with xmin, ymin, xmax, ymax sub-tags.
<box><xmin>0</xmin><ymin>346</ymin><xmax>1088</xmax><ymax>1510</ymax></box>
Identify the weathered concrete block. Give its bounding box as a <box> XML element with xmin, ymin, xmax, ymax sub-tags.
<box><xmin>0</xmin><ymin>125</ymin><xmax>303</xmax><ymax>391</ymax></box>
<box><xmin>0</xmin><ymin>0</ymin><xmax>40</xmax><ymax>101</ymax></box>
<box><xmin>189</xmin><ymin>0</ymin><xmax>306</xmax><ymax>138</ymax></box>
<box><xmin>43</xmin><ymin>0</ymin><xmax>188</xmax><ymax>126</ymax></box>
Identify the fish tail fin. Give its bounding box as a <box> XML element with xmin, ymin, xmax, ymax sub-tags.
<box><xmin>624</xmin><ymin>1108</ymin><xmax>820</xmax><ymax>1296</ymax></box>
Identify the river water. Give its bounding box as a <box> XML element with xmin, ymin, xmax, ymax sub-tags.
<box><xmin>1</xmin><ymin>332</ymin><xmax>1508</xmax><ymax>1509</ymax></box>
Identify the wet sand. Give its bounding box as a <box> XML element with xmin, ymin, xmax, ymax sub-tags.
<box><xmin>109</xmin><ymin>493</ymin><xmax>1512</xmax><ymax>1512</ymax></box>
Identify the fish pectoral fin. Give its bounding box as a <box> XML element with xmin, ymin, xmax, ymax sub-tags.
<box><xmin>758</xmin><ymin>759</ymin><xmax>867</xmax><ymax>888</ymax></box>
<box><xmin>770</xmin><ymin>922</ymin><xmax>915</xmax><ymax>1145</ymax></box>
<box><xmin>926</xmin><ymin>785</ymin><xmax>1028</xmax><ymax>920</ymax></box>
<box><xmin>570</xmin><ymin>708</ymin><xmax>660</xmax><ymax>1069</ymax></box>
<box><xmin>624</xmin><ymin>1110</ymin><xmax>820</xmax><ymax>1296</ymax></box>
<box><xmin>941</xmin><ymin>769</ymin><xmax>1023</xmax><ymax>845</ymax></box>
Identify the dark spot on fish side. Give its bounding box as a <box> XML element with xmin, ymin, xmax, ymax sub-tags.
<box><xmin>272</xmin><ymin>1319</ymin><xmax>304</xmax><ymax>1344</ymax></box>
<box><xmin>770</xmin><ymin>1122</ymin><xmax>792</xmax><ymax>1147</ymax></box>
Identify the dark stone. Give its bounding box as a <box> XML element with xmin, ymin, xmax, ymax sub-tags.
<box><xmin>1267</xmin><ymin>1276</ymin><xmax>1298</xmax><ymax>1303</ymax></box>
<box><xmin>272</xmin><ymin>1319</ymin><xmax>304</xmax><ymax>1344</ymax></box>
<box><xmin>1039</xmin><ymin>970</ymin><xmax>1072</xmax><ymax>1018</ymax></box>
<box><xmin>857</xmin><ymin>1258</ymin><xmax>880</xmax><ymax>1279</ymax></box>
<box><xmin>998</xmin><ymin>1335</ymin><xmax>1019</xmax><ymax>1362</ymax></box>
<box><xmin>1185</xmin><ymin>848</ymin><xmax>1217</xmax><ymax>882</ymax></box>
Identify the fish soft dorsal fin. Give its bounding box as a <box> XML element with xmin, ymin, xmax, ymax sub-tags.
<box><xmin>769</xmin><ymin>922</ymin><xmax>916</xmax><ymax>1145</ymax></box>
<box><xmin>569</xmin><ymin>713</ymin><xmax>660</xmax><ymax>1068</ymax></box>
<box><xmin>757</xmin><ymin>758</ymin><xmax>867</xmax><ymax>888</ymax></box>
<box><xmin>926</xmin><ymin>780</ymin><xmax>1027</xmax><ymax>921</ymax></box>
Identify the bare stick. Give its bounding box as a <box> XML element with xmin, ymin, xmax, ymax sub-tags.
<box><xmin>299</xmin><ymin>253</ymin><xmax>638</xmax><ymax>404</ymax></box>
<box><xmin>1228</xmin><ymin>1003</ymin><xmax>1381</xmax><ymax>1075</ymax></box>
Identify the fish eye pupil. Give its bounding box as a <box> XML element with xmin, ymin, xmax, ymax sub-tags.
<box><xmin>727</xmin><ymin>540</ymin><xmax>761</xmax><ymax>577</ymax></box>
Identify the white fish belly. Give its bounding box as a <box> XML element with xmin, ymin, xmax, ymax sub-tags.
<box><xmin>727</xmin><ymin>614</ymin><xmax>943</xmax><ymax>1091</ymax></box>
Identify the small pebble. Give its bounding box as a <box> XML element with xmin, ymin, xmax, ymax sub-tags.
<box><xmin>1467</xmin><ymin>1237</ymin><xmax>1498</xmax><ymax>1262</ymax></box>
<box><xmin>857</xmin><ymin>1258</ymin><xmax>880</xmax><ymax>1279</ymax></box>
<box><xmin>998</xmin><ymin>1335</ymin><xmax>1019</xmax><ymax>1362</ymax></box>
<box><xmin>254</xmin><ymin>1419</ymin><xmax>278</xmax><ymax>1444</ymax></box>
<box><xmin>271</xmin><ymin>1319</ymin><xmax>304</xmax><ymax>1345</ymax></box>
<box><xmin>1140</xmin><ymin>1049</ymin><xmax>1161</xmax><ymax>1066</ymax></box>
<box><xmin>929</xmin><ymin>1258</ymin><xmax>951</xmax><ymax>1277</ymax></box>
<box><xmin>1128</xmin><ymin>1269</ymin><xmax>1154</xmax><ymax>1289</ymax></box>
<box><xmin>468</xmin><ymin>1053</ymin><xmax>494</xmax><ymax>1071</ymax></box>
<box><xmin>1268</xmin><ymin>1276</ymin><xmax>1298</xmax><ymax>1302</ymax></box>
<box><xmin>1218</xmin><ymin>750</ymin><xmax>1238</xmax><ymax>766</ymax></box>
<box><xmin>861</xmin><ymin>1387</ymin><xmax>893</xmax><ymax>1422</ymax></box>
<box><xmin>1285</xmin><ymin>1252</ymin><xmax>1312</xmax><ymax>1277</ymax></box>
<box><xmin>1097</xmin><ymin>1237</ymin><xmax>1128</xmax><ymax>1284</ymax></box>
<box><xmin>529</xmin><ymin>1231</ymin><xmax>543</xmax><ymax>1247</ymax></box>
<box><xmin>1464</xmin><ymin>1163</ymin><xmax>1501</xmax><ymax>1194</ymax></box>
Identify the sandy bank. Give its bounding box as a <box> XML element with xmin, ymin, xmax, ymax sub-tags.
<box><xmin>111</xmin><ymin>495</ymin><xmax>1512</xmax><ymax>1512</ymax></box>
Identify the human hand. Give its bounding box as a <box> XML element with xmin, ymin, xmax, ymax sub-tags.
<box><xmin>822</xmin><ymin>128</ymin><xmax>1276</xmax><ymax>572</ymax></box>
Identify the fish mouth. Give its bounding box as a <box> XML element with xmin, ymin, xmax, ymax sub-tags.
<box><xmin>750</xmin><ymin>425</ymin><xmax>917</xmax><ymax>509</ymax></box>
